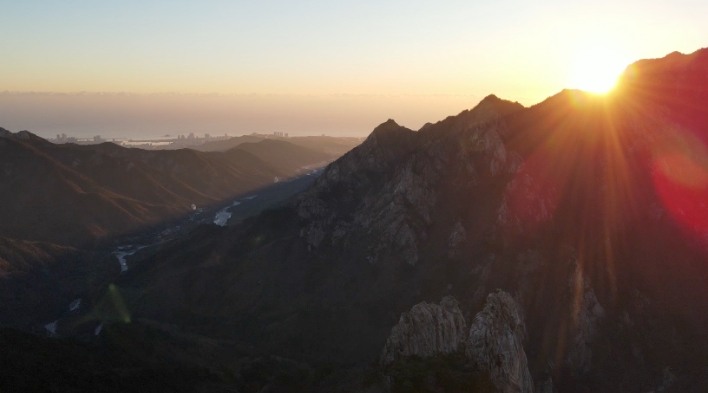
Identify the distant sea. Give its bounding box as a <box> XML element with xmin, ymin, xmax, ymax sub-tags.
<box><xmin>0</xmin><ymin>91</ymin><xmax>491</xmax><ymax>140</ymax></box>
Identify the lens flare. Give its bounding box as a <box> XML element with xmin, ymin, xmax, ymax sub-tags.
<box><xmin>651</xmin><ymin>131</ymin><xmax>708</xmax><ymax>239</ymax></box>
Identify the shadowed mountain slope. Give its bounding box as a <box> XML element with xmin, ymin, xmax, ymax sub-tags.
<box><xmin>0</xmin><ymin>133</ymin><xmax>331</xmax><ymax>247</ymax></box>
<box><xmin>196</xmin><ymin>134</ymin><xmax>362</xmax><ymax>158</ymax></box>
<box><xmin>192</xmin><ymin>134</ymin><xmax>265</xmax><ymax>152</ymax></box>
<box><xmin>0</xmin><ymin>236</ymin><xmax>79</xmax><ymax>276</ymax></box>
<box><xmin>231</xmin><ymin>139</ymin><xmax>331</xmax><ymax>174</ymax></box>
<box><xmin>116</xmin><ymin>93</ymin><xmax>535</xmax><ymax>362</ymax></box>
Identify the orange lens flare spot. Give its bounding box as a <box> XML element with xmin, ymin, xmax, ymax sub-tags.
<box><xmin>655</xmin><ymin>154</ymin><xmax>708</xmax><ymax>189</ymax></box>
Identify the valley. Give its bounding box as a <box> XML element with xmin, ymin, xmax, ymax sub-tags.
<box><xmin>0</xmin><ymin>134</ymin><xmax>336</xmax><ymax>342</ymax></box>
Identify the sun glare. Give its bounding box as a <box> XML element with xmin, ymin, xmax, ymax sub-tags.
<box><xmin>570</xmin><ymin>49</ymin><xmax>629</xmax><ymax>94</ymax></box>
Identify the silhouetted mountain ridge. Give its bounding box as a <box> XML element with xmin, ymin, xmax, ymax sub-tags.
<box><xmin>0</xmin><ymin>133</ymin><xmax>333</xmax><ymax>247</ymax></box>
<box><xmin>195</xmin><ymin>133</ymin><xmax>363</xmax><ymax>158</ymax></box>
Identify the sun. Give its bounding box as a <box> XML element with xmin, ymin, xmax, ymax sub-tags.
<box><xmin>570</xmin><ymin>48</ymin><xmax>629</xmax><ymax>94</ymax></box>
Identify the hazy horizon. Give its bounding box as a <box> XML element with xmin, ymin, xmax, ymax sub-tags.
<box><xmin>2</xmin><ymin>1</ymin><xmax>707</xmax><ymax>139</ymax></box>
<box><xmin>0</xmin><ymin>91</ymin><xmax>495</xmax><ymax>139</ymax></box>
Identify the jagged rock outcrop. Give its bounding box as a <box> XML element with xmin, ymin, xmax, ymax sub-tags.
<box><xmin>380</xmin><ymin>296</ymin><xmax>467</xmax><ymax>365</ymax></box>
<box><xmin>381</xmin><ymin>290</ymin><xmax>534</xmax><ymax>392</ymax></box>
<box><xmin>467</xmin><ymin>290</ymin><xmax>534</xmax><ymax>393</ymax></box>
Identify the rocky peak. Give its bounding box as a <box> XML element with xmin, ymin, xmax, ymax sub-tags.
<box><xmin>294</xmin><ymin>95</ymin><xmax>525</xmax><ymax>262</ymax></box>
<box><xmin>477</xmin><ymin>94</ymin><xmax>523</xmax><ymax>114</ymax></box>
<box><xmin>467</xmin><ymin>290</ymin><xmax>534</xmax><ymax>393</ymax></box>
<box><xmin>416</xmin><ymin>95</ymin><xmax>524</xmax><ymax>140</ymax></box>
<box><xmin>381</xmin><ymin>290</ymin><xmax>534</xmax><ymax>392</ymax></box>
<box><xmin>380</xmin><ymin>295</ymin><xmax>467</xmax><ymax>365</ymax></box>
<box><xmin>454</xmin><ymin>95</ymin><xmax>524</xmax><ymax>131</ymax></box>
<box><xmin>372</xmin><ymin>118</ymin><xmax>404</xmax><ymax>133</ymax></box>
<box><xmin>315</xmin><ymin>119</ymin><xmax>416</xmax><ymax>184</ymax></box>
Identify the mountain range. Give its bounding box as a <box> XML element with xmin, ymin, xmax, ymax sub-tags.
<box><xmin>0</xmin><ymin>132</ymin><xmax>352</xmax><ymax>339</ymax></box>
<box><xmin>0</xmin><ymin>132</ymin><xmax>334</xmax><ymax>248</ymax></box>
<box><xmin>2</xmin><ymin>48</ymin><xmax>708</xmax><ymax>392</ymax></box>
<box><xmin>194</xmin><ymin>134</ymin><xmax>363</xmax><ymax>158</ymax></box>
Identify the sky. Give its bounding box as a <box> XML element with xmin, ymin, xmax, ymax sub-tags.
<box><xmin>1</xmin><ymin>1</ymin><xmax>706</xmax><ymax>138</ymax></box>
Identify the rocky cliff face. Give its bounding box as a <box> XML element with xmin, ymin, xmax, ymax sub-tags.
<box><xmin>382</xmin><ymin>290</ymin><xmax>533</xmax><ymax>393</ymax></box>
<box><xmin>467</xmin><ymin>290</ymin><xmax>534</xmax><ymax>393</ymax></box>
<box><xmin>380</xmin><ymin>296</ymin><xmax>467</xmax><ymax>365</ymax></box>
<box><xmin>295</xmin><ymin>96</ymin><xmax>525</xmax><ymax>265</ymax></box>
<box><xmin>565</xmin><ymin>263</ymin><xmax>606</xmax><ymax>374</ymax></box>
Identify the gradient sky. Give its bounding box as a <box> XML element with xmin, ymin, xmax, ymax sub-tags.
<box><xmin>1</xmin><ymin>1</ymin><xmax>706</xmax><ymax>138</ymax></box>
